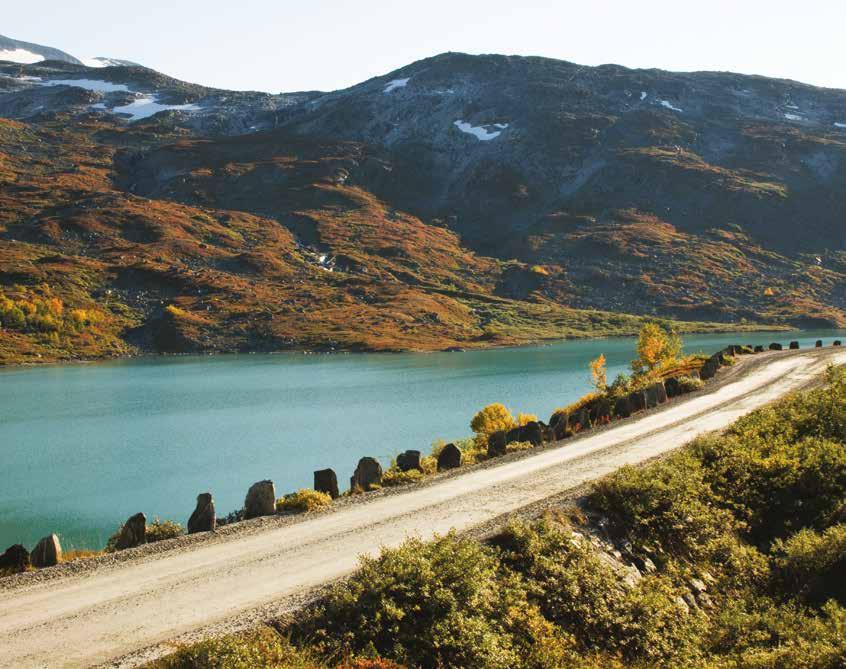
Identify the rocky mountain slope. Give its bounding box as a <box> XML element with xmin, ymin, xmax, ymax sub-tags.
<box><xmin>1</xmin><ymin>42</ymin><xmax>844</xmax><ymax>362</ymax></box>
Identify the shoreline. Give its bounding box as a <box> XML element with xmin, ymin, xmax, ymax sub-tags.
<box><xmin>0</xmin><ymin>321</ymin><xmax>797</xmax><ymax>371</ymax></box>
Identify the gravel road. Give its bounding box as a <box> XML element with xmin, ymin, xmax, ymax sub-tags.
<box><xmin>1</xmin><ymin>348</ymin><xmax>844</xmax><ymax>668</ymax></box>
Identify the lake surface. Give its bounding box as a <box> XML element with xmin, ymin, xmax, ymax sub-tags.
<box><xmin>2</xmin><ymin>329</ymin><xmax>844</xmax><ymax>551</ymax></box>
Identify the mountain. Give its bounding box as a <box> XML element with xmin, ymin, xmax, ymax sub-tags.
<box><xmin>0</xmin><ymin>34</ymin><xmax>83</xmax><ymax>65</ymax></box>
<box><xmin>1</xmin><ymin>46</ymin><xmax>845</xmax><ymax>363</ymax></box>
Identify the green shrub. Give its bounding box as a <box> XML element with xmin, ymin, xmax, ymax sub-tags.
<box><xmin>382</xmin><ymin>468</ymin><xmax>424</xmax><ymax>487</ymax></box>
<box><xmin>675</xmin><ymin>375</ymin><xmax>704</xmax><ymax>393</ymax></box>
<box><xmin>292</xmin><ymin>532</ymin><xmax>529</xmax><ymax>669</ymax></box>
<box><xmin>276</xmin><ymin>489</ymin><xmax>333</xmax><ymax>513</ymax></box>
<box><xmin>149</xmin><ymin>626</ymin><xmax>323</xmax><ymax>669</ymax></box>
<box><xmin>772</xmin><ymin>525</ymin><xmax>846</xmax><ymax>606</ymax></box>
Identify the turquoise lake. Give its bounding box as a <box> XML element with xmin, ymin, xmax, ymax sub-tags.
<box><xmin>1</xmin><ymin>329</ymin><xmax>843</xmax><ymax>551</ymax></box>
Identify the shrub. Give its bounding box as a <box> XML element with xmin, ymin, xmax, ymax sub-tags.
<box><xmin>106</xmin><ymin>518</ymin><xmax>184</xmax><ymax>551</ymax></box>
<box><xmin>277</xmin><ymin>489</ymin><xmax>333</xmax><ymax>513</ymax></box>
<box><xmin>589</xmin><ymin>354</ymin><xmax>607</xmax><ymax>392</ymax></box>
<box><xmin>292</xmin><ymin>533</ymin><xmax>529</xmax><ymax>669</ymax></box>
<box><xmin>675</xmin><ymin>375</ymin><xmax>704</xmax><ymax>393</ymax></box>
<box><xmin>772</xmin><ymin>525</ymin><xmax>846</xmax><ymax>605</ymax></box>
<box><xmin>506</xmin><ymin>441</ymin><xmax>535</xmax><ymax>453</ymax></box>
<box><xmin>631</xmin><ymin>322</ymin><xmax>681</xmax><ymax>374</ymax></box>
<box><xmin>471</xmin><ymin>403</ymin><xmax>517</xmax><ymax>447</ymax></box>
<box><xmin>382</xmin><ymin>468</ymin><xmax>424</xmax><ymax>487</ymax></box>
<box><xmin>149</xmin><ymin>626</ymin><xmax>323</xmax><ymax>669</ymax></box>
<box><xmin>517</xmin><ymin>412</ymin><xmax>538</xmax><ymax>426</ymax></box>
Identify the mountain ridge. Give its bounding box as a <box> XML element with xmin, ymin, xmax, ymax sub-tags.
<box><xmin>0</xmin><ymin>39</ymin><xmax>843</xmax><ymax>363</ymax></box>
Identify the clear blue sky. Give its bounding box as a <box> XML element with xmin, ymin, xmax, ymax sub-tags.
<box><xmin>5</xmin><ymin>0</ymin><xmax>845</xmax><ymax>93</ymax></box>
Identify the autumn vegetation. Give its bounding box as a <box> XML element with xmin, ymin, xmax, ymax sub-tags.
<box><xmin>152</xmin><ymin>368</ymin><xmax>846</xmax><ymax>668</ymax></box>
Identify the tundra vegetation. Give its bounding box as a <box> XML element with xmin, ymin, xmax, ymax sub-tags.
<box><xmin>151</xmin><ymin>365</ymin><xmax>846</xmax><ymax>668</ymax></box>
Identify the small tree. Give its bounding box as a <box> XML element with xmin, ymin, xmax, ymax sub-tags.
<box><xmin>589</xmin><ymin>354</ymin><xmax>607</xmax><ymax>392</ymax></box>
<box><xmin>471</xmin><ymin>403</ymin><xmax>517</xmax><ymax>446</ymax></box>
<box><xmin>632</xmin><ymin>322</ymin><xmax>682</xmax><ymax>374</ymax></box>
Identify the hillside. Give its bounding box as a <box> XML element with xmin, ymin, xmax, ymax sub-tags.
<box><xmin>1</xmin><ymin>49</ymin><xmax>845</xmax><ymax>362</ymax></box>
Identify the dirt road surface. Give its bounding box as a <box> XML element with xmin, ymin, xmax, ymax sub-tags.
<box><xmin>2</xmin><ymin>349</ymin><xmax>844</xmax><ymax>668</ymax></box>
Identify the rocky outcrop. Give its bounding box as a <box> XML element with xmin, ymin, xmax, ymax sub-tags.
<box><xmin>645</xmin><ymin>382</ymin><xmax>667</xmax><ymax>408</ymax></box>
<box><xmin>314</xmin><ymin>469</ymin><xmax>339</xmax><ymax>499</ymax></box>
<box><xmin>699</xmin><ymin>352</ymin><xmax>723</xmax><ymax>380</ymax></box>
<box><xmin>769</xmin><ymin>343</ymin><xmax>783</xmax><ymax>351</ymax></box>
<box><xmin>549</xmin><ymin>412</ymin><xmax>572</xmax><ymax>439</ymax></box>
<box><xmin>396</xmin><ymin>450</ymin><xmax>423</xmax><ymax>472</ymax></box>
<box><xmin>115</xmin><ymin>512</ymin><xmax>147</xmax><ymax>549</ymax></box>
<box><xmin>754</xmin><ymin>345</ymin><xmax>765</xmax><ymax>353</ymax></box>
<box><xmin>816</xmin><ymin>340</ymin><xmax>823</xmax><ymax>347</ymax></box>
<box><xmin>351</xmin><ymin>457</ymin><xmax>383</xmax><ymax>491</ymax></box>
<box><xmin>188</xmin><ymin>493</ymin><xmax>216</xmax><ymax>533</ymax></box>
<box><xmin>835</xmin><ymin>340</ymin><xmax>842</xmax><ymax>346</ymax></box>
<box><xmin>628</xmin><ymin>391</ymin><xmax>647</xmax><ymax>412</ymax></box>
<box><xmin>589</xmin><ymin>398</ymin><xmax>612</xmax><ymax>425</ymax></box>
<box><xmin>789</xmin><ymin>341</ymin><xmax>800</xmax><ymax>349</ymax></box>
<box><xmin>30</xmin><ymin>534</ymin><xmax>61</xmax><ymax>568</ymax></box>
<box><xmin>0</xmin><ymin>544</ymin><xmax>30</xmax><ymax>572</ymax></box>
<box><xmin>437</xmin><ymin>443</ymin><xmax>462</xmax><ymax>471</ymax></box>
<box><xmin>664</xmin><ymin>377</ymin><xmax>682</xmax><ymax>398</ymax></box>
<box><xmin>244</xmin><ymin>480</ymin><xmax>276</xmax><ymax>519</ymax></box>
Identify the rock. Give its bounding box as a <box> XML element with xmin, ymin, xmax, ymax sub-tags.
<box><xmin>313</xmin><ymin>469</ymin><xmax>339</xmax><ymax>499</ymax></box>
<box><xmin>487</xmin><ymin>430</ymin><xmax>508</xmax><ymax>457</ymax></box>
<box><xmin>645</xmin><ymin>382</ymin><xmax>667</xmax><ymax>408</ymax></box>
<box><xmin>589</xmin><ymin>398</ymin><xmax>612</xmax><ymax>425</ymax></box>
<box><xmin>683</xmin><ymin>591</ymin><xmax>699</xmax><ymax>610</ymax></box>
<box><xmin>244</xmin><ymin>480</ymin><xmax>276</xmax><ymax>519</ymax></box>
<box><xmin>835</xmin><ymin>340</ymin><xmax>843</xmax><ymax>347</ymax></box>
<box><xmin>549</xmin><ymin>412</ymin><xmax>571</xmax><ymax>440</ymax></box>
<box><xmin>689</xmin><ymin>577</ymin><xmax>707</xmax><ymax>593</ymax></box>
<box><xmin>769</xmin><ymin>342</ymin><xmax>783</xmax><ymax>351</ymax></box>
<box><xmin>396</xmin><ymin>450</ymin><xmax>423</xmax><ymax>472</ymax></box>
<box><xmin>437</xmin><ymin>442</ymin><xmax>462</xmax><ymax>471</ymax></box>
<box><xmin>676</xmin><ymin>595</ymin><xmax>691</xmax><ymax>614</ymax></box>
<box><xmin>0</xmin><ymin>544</ymin><xmax>30</xmax><ymax>572</ymax></box>
<box><xmin>754</xmin><ymin>345</ymin><xmax>765</xmax><ymax>353</ymax></box>
<box><xmin>30</xmin><ymin>534</ymin><xmax>61</xmax><ymax>568</ymax></box>
<box><xmin>188</xmin><ymin>493</ymin><xmax>216</xmax><ymax>533</ymax></box>
<box><xmin>664</xmin><ymin>377</ymin><xmax>682</xmax><ymax>398</ymax></box>
<box><xmin>697</xmin><ymin>592</ymin><xmax>714</xmax><ymax>608</ymax></box>
<box><xmin>115</xmin><ymin>512</ymin><xmax>147</xmax><ymax>549</ymax></box>
<box><xmin>816</xmin><ymin>340</ymin><xmax>823</xmax><ymax>348</ymax></box>
<box><xmin>700</xmin><ymin>352</ymin><xmax>724</xmax><ymax>380</ymax></box>
<box><xmin>350</xmin><ymin>457</ymin><xmax>383</xmax><ymax>492</ymax></box>
<box><xmin>504</xmin><ymin>425</ymin><xmax>523</xmax><ymax>446</ymax></box>
<box><xmin>628</xmin><ymin>391</ymin><xmax>647</xmax><ymax>412</ymax></box>
<box><xmin>789</xmin><ymin>340</ymin><xmax>800</xmax><ymax>349</ymax></box>
<box><xmin>613</xmin><ymin>396</ymin><xmax>633</xmax><ymax>419</ymax></box>
<box><xmin>520</xmin><ymin>421</ymin><xmax>545</xmax><ymax>446</ymax></box>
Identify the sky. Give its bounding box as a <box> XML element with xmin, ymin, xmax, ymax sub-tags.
<box><xmin>4</xmin><ymin>0</ymin><xmax>846</xmax><ymax>93</ymax></box>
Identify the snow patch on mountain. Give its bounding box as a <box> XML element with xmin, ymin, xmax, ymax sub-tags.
<box><xmin>640</xmin><ymin>91</ymin><xmax>647</xmax><ymax>101</ymax></box>
<box><xmin>834</xmin><ymin>122</ymin><xmax>846</xmax><ymax>129</ymax></box>
<box><xmin>384</xmin><ymin>78</ymin><xmax>410</xmax><ymax>93</ymax></box>
<box><xmin>96</xmin><ymin>96</ymin><xmax>201</xmax><ymax>121</ymax></box>
<box><xmin>45</xmin><ymin>79</ymin><xmax>130</xmax><ymax>93</ymax></box>
<box><xmin>659</xmin><ymin>100</ymin><xmax>683</xmax><ymax>112</ymax></box>
<box><xmin>0</xmin><ymin>48</ymin><xmax>43</xmax><ymax>64</ymax></box>
<box><xmin>784</xmin><ymin>113</ymin><xmax>803</xmax><ymax>121</ymax></box>
<box><xmin>454</xmin><ymin>120</ymin><xmax>505</xmax><ymax>140</ymax></box>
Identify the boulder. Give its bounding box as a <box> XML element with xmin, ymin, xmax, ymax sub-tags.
<box><xmin>816</xmin><ymin>340</ymin><xmax>823</xmax><ymax>348</ymax></box>
<box><xmin>488</xmin><ymin>430</ymin><xmax>508</xmax><ymax>457</ymax></box>
<box><xmin>699</xmin><ymin>352</ymin><xmax>723</xmax><ymax>380</ymax></box>
<box><xmin>115</xmin><ymin>512</ymin><xmax>147</xmax><ymax>549</ymax></box>
<box><xmin>575</xmin><ymin>405</ymin><xmax>591</xmax><ymax>430</ymax></box>
<box><xmin>644</xmin><ymin>383</ymin><xmax>662</xmax><ymax>408</ymax></box>
<box><xmin>652</xmin><ymin>382</ymin><xmax>668</xmax><ymax>404</ymax></box>
<box><xmin>350</xmin><ymin>457</ymin><xmax>383</xmax><ymax>492</ymax></box>
<box><xmin>664</xmin><ymin>377</ymin><xmax>682</xmax><ymax>398</ymax></box>
<box><xmin>313</xmin><ymin>469</ymin><xmax>339</xmax><ymax>499</ymax></box>
<box><xmin>188</xmin><ymin>493</ymin><xmax>216</xmax><ymax>533</ymax></box>
<box><xmin>789</xmin><ymin>341</ymin><xmax>800</xmax><ymax>350</ymax></box>
<box><xmin>520</xmin><ymin>421</ymin><xmax>545</xmax><ymax>446</ymax></box>
<box><xmin>589</xmin><ymin>398</ymin><xmax>612</xmax><ymax>425</ymax></box>
<box><xmin>437</xmin><ymin>442</ymin><xmax>462</xmax><ymax>471</ymax></box>
<box><xmin>0</xmin><ymin>544</ymin><xmax>30</xmax><ymax>572</ymax></box>
<box><xmin>30</xmin><ymin>534</ymin><xmax>61</xmax><ymax>568</ymax></box>
<box><xmin>613</xmin><ymin>396</ymin><xmax>633</xmax><ymax>419</ymax></box>
<box><xmin>769</xmin><ymin>343</ymin><xmax>783</xmax><ymax>351</ymax></box>
<box><xmin>505</xmin><ymin>425</ymin><xmax>523</xmax><ymax>445</ymax></box>
<box><xmin>549</xmin><ymin>412</ymin><xmax>571</xmax><ymax>440</ymax></box>
<box><xmin>244</xmin><ymin>480</ymin><xmax>276</xmax><ymax>519</ymax></box>
<box><xmin>628</xmin><ymin>391</ymin><xmax>647</xmax><ymax>412</ymax></box>
<box><xmin>835</xmin><ymin>340</ymin><xmax>843</xmax><ymax>347</ymax></box>
<box><xmin>754</xmin><ymin>345</ymin><xmax>765</xmax><ymax>353</ymax></box>
<box><xmin>396</xmin><ymin>450</ymin><xmax>423</xmax><ymax>472</ymax></box>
